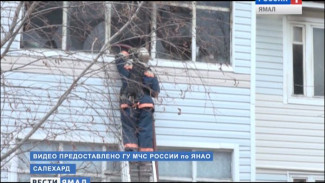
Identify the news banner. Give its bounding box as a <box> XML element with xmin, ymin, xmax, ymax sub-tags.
<box><xmin>29</xmin><ymin>151</ymin><xmax>213</xmax><ymax>183</ymax></box>
<box><xmin>256</xmin><ymin>0</ymin><xmax>302</xmax><ymax>14</ymax></box>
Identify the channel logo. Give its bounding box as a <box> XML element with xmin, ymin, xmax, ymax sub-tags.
<box><xmin>30</xmin><ymin>177</ymin><xmax>90</xmax><ymax>183</ymax></box>
<box><xmin>256</xmin><ymin>0</ymin><xmax>302</xmax><ymax>14</ymax></box>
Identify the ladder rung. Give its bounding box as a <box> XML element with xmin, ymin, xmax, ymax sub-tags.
<box><xmin>104</xmin><ymin>170</ymin><xmax>121</xmax><ymax>175</ymax></box>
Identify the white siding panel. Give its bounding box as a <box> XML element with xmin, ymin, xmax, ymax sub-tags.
<box><xmin>2</xmin><ymin>57</ymin><xmax>252</xmax><ymax>180</ymax></box>
<box><xmin>256</xmin><ymin>174</ymin><xmax>287</xmax><ymax>182</ymax></box>
<box><xmin>258</xmin><ymin>161</ymin><xmax>324</xmax><ymax>171</ymax></box>
<box><xmin>257</xmin><ymin>127</ymin><xmax>323</xmax><ymax>137</ymax></box>
<box><xmin>1</xmin><ymin>1</ymin><xmax>21</xmax><ymax>53</ymax></box>
<box><xmin>233</xmin><ymin>2</ymin><xmax>252</xmax><ymax>75</ymax></box>
<box><xmin>256</xmin><ymin>82</ymin><xmax>282</xmax><ymax>89</ymax></box>
<box><xmin>256</xmin><ymin>88</ymin><xmax>283</xmax><ymax>95</ymax></box>
<box><xmin>256</xmin><ymin>113</ymin><xmax>323</xmax><ymax>124</ymax></box>
<box><xmin>256</xmin><ymin>107</ymin><xmax>324</xmax><ymax>117</ymax></box>
<box><xmin>256</xmin><ymin>140</ymin><xmax>323</xmax><ymax>150</ymax></box>
<box><xmin>256</xmin><ymin>55</ymin><xmax>282</xmax><ymax>63</ymax></box>
<box><xmin>235</xmin><ymin>37</ymin><xmax>251</xmax><ymax>46</ymax></box>
<box><xmin>257</xmin><ymin>75</ymin><xmax>282</xmax><ymax>83</ymax></box>
<box><xmin>255</xmin><ymin>15</ymin><xmax>324</xmax><ymax>176</ymax></box>
<box><xmin>256</xmin><ymin>15</ymin><xmax>283</xmax><ymax>96</ymax></box>
<box><xmin>0</xmin><ymin>169</ymin><xmax>8</xmax><ymax>182</ymax></box>
<box><xmin>257</xmin><ymin>169</ymin><xmax>324</xmax><ymax>182</ymax></box>
<box><xmin>258</xmin><ymin>147</ymin><xmax>324</xmax><ymax>156</ymax></box>
<box><xmin>256</xmin><ymin>42</ymin><xmax>282</xmax><ymax>51</ymax></box>
<box><xmin>1</xmin><ymin>2</ymin><xmax>254</xmax><ymax>180</ymax></box>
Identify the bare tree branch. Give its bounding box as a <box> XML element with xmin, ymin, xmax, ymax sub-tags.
<box><xmin>1</xmin><ymin>2</ymin><xmax>37</xmax><ymax>47</ymax></box>
<box><xmin>1</xmin><ymin>2</ymin><xmax>39</xmax><ymax>59</ymax></box>
<box><xmin>1</xmin><ymin>1</ymin><xmax>144</xmax><ymax>162</ymax></box>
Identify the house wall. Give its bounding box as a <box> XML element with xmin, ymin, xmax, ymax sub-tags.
<box><xmin>255</xmin><ymin>13</ymin><xmax>324</xmax><ymax>181</ymax></box>
<box><xmin>1</xmin><ymin>1</ymin><xmax>21</xmax><ymax>52</ymax></box>
<box><xmin>1</xmin><ymin>2</ymin><xmax>254</xmax><ymax>181</ymax></box>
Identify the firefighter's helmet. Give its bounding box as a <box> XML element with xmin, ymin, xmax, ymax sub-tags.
<box><xmin>137</xmin><ymin>47</ymin><xmax>150</xmax><ymax>63</ymax></box>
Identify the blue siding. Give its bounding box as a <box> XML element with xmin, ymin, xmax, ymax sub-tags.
<box><xmin>255</xmin><ymin>13</ymin><xmax>324</xmax><ymax>181</ymax></box>
<box><xmin>233</xmin><ymin>2</ymin><xmax>252</xmax><ymax>75</ymax></box>
<box><xmin>256</xmin><ymin>16</ymin><xmax>283</xmax><ymax>96</ymax></box>
<box><xmin>1</xmin><ymin>2</ymin><xmax>255</xmax><ymax>181</ymax></box>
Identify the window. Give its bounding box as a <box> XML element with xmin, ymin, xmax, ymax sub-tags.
<box><xmin>110</xmin><ymin>2</ymin><xmax>151</xmax><ymax>51</ymax></box>
<box><xmin>22</xmin><ymin>2</ymin><xmax>63</xmax><ymax>49</ymax></box>
<box><xmin>293</xmin><ymin>178</ymin><xmax>307</xmax><ymax>182</ymax></box>
<box><xmin>286</xmin><ymin>14</ymin><xmax>324</xmax><ymax>104</ymax></box>
<box><xmin>22</xmin><ymin>1</ymin><xmax>106</xmax><ymax>52</ymax></box>
<box><xmin>155</xmin><ymin>1</ymin><xmax>231</xmax><ymax>63</ymax></box>
<box><xmin>21</xmin><ymin>1</ymin><xmax>232</xmax><ymax>64</ymax></box>
<box><xmin>289</xmin><ymin>173</ymin><xmax>325</xmax><ymax>182</ymax></box>
<box><xmin>157</xmin><ymin>147</ymin><xmax>233</xmax><ymax>182</ymax></box>
<box><xmin>290</xmin><ymin>25</ymin><xmax>324</xmax><ymax>97</ymax></box>
<box><xmin>156</xmin><ymin>3</ymin><xmax>192</xmax><ymax>61</ymax></box>
<box><xmin>292</xmin><ymin>26</ymin><xmax>304</xmax><ymax>95</ymax></box>
<box><xmin>67</xmin><ymin>2</ymin><xmax>105</xmax><ymax>51</ymax></box>
<box><xmin>312</xmin><ymin>28</ymin><xmax>324</xmax><ymax>96</ymax></box>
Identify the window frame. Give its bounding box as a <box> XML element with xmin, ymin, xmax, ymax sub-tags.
<box><xmin>157</xmin><ymin>140</ymin><xmax>239</xmax><ymax>182</ymax></box>
<box><xmin>150</xmin><ymin>1</ymin><xmax>234</xmax><ymax>72</ymax></box>
<box><xmin>289</xmin><ymin>173</ymin><xmax>325</xmax><ymax>182</ymax></box>
<box><xmin>17</xmin><ymin>1</ymin><xmax>234</xmax><ymax>72</ymax></box>
<box><xmin>283</xmin><ymin>14</ymin><xmax>324</xmax><ymax>106</ymax></box>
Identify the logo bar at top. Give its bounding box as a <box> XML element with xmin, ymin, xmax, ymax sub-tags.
<box><xmin>256</xmin><ymin>0</ymin><xmax>302</xmax><ymax>14</ymax></box>
<box><xmin>256</xmin><ymin>0</ymin><xmax>302</xmax><ymax>5</ymax></box>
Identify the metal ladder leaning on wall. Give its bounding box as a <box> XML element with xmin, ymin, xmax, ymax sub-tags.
<box><xmin>102</xmin><ymin>45</ymin><xmax>159</xmax><ymax>182</ymax></box>
<box><xmin>120</xmin><ymin>119</ymin><xmax>158</xmax><ymax>182</ymax></box>
<box><xmin>104</xmin><ymin>119</ymin><xmax>159</xmax><ymax>182</ymax></box>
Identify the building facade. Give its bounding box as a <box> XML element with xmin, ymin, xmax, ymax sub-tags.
<box><xmin>1</xmin><ymin>1</ymin><xmax>323</xmax><ymax>182</ymax></box>
<box><xmin>255</xmin><ymin>2</ymin><xmax>324</xmax><ymax>182</ymax></box>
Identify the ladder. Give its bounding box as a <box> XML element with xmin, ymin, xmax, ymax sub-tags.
<box><xmin>125</xmin><ymin>119</ymin><xmax>159</xmax><ymax>182</ymax></box>
<box><xmin>103</xmin><ymin>52</ymin><xmax>159</xmax><ymax>182</ymax></box>
<box><xmin>107</xmin><ymin>119</ymin><xmax>159</xmax><ymax>182</ymax></box>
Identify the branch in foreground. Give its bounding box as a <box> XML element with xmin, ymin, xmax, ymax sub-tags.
<box><xmin>1</xmin><ymin>1</ymin><xmax>144</xmax><ymax>162</ymax></box>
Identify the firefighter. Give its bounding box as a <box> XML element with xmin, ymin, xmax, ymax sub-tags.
<box><xmin>115</xmin><ymin>47</ymin><xmax>160</xmax><ymax>152</ymax></box>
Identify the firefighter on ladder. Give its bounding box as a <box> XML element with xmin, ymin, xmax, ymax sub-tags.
<box><xmin>115</xmin><ymin>47</ymin><xmax>160</xmax><ymax>152</ymax></box>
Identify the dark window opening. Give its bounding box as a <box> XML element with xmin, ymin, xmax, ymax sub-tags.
<box><xmin>293</xmin><ymin>178</ymin><xmax>307</xmax><ymax>182</ymax></box>
<box><xmin>293</xmin><ymin>44</ymin><xmax>304</xmax><ymax>95</ymax></box>
<box><xmin>196</xmin><ymin>8</ymin><xmax>231</xmax><ymax>64</ymax></box>
<box><xmin>67</xmin><ymin>1</ymin><xmax>105</xmax><ymax>52</ymax></box>
<box><xmin>156</xmin><ymin>4</ymin><xmax>192</xmax><ymax>61</ymax></box>
<box><xmin>22</xmin><ymin>1</ymin><xmax>63</xmax><ymax>49</ymax></box>
<box><xmin>110</xmin><ymin>2</ymin><xmax>151</xmax><ymax>54</ymax></box>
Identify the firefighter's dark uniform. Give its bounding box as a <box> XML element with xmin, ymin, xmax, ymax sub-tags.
<box><xmin>115</xmin><ymin>53</ymin><xmax>160</xmax><ymax>152</ymax></box>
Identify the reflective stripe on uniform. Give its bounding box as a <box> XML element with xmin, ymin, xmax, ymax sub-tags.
<box><xmin>120</xmin><ymin>104</ymin><xmax>129</xmax><ymax>109</ymax></box>
<box><xmin>124</xmin><ymin>65</ymin><xmax>133</xmax><ymax>70</ymax></box>
<box><xmin>124</xmin><ymin>143</ymin><xmax>138</xmax><ymax>148</ymax></box>
<box><xmin>138</xmin><ymin>103</ymin><xmax>154</xmax><ymax>109</ymax></box>
<box><xmin>139</xmin><ymin>147</ymin><xmax>154</xmax><ymax>152</ymax></box>
<box><xmin>144</xmin><ymin>71</ymin><xmax>154</xmax><ymax>77</ymax></box>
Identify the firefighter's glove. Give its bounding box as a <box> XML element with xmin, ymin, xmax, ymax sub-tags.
<box><xmin>116</xmin><ymin>51</ymin><xmax>129</xmax><ymax>60</ymax></box>
<box><xmin>123</xmin><ymin>60</ymin><xmax>133</xmax><ymax>70</ymax></box>
<box><xmin>143</xmin><ymin>71</ymin><xmax>159</xmax><ymax>98</ymax></box>
<box><xmin>144</xmin><ymin>70</ymin><xmax>154</xmax><ymax>78</ymax></box>
<box><xmin>143</xmin><ymin>70</ymin><xmax>155</xmax><ymax>86</ymax></box>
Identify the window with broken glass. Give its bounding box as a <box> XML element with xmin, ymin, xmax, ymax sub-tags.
<box><xmin>21</xmin><ymin>1</ymin><xmax>232</xmax><ymax>64</ymax></box>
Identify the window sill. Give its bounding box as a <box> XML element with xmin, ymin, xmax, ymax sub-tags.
<box><xmin>287</xmin><ymin>95</ymin><xmax>324</xmax><ymax>106</ymax></box>
<box><xmin>149</xmin><ymin>58</ymin><xmax>234</xmax><ymax>72</ymax></box>
<box><xmin>6</xmin><ymin>49</ymin><xmax>114</xmax><ymax>63</ymax></box>
<box><xmin>7</xmin><ymin>49</ymin><xmax>234</xmax><ymax>72</ymax></box>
